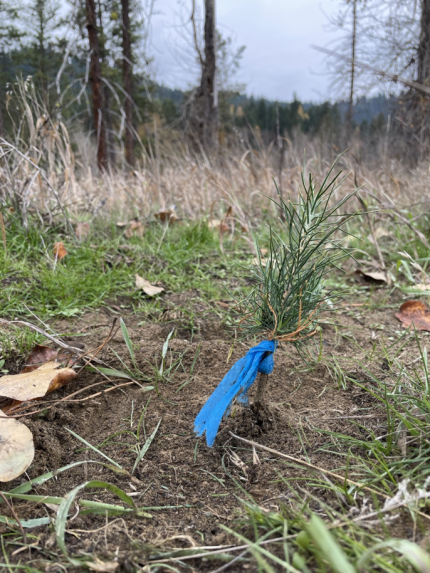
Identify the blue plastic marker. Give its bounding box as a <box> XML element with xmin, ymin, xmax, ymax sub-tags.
<box><xmin>194</xmin><ymin>340</ymin><xmax>277</xmax><ymax>447</ymax></box>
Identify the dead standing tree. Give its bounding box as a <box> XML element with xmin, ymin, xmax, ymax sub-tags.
<box><xmin>85</xmin><ymin>0</ymin><xmax>107</xmax><ymax>171</ymax></box>
<box><xmin>121</xmin><ymin>0</ymin><xmax>134</xmax><ymax>168</ymax></box>
<box><xmin>188</xmin><ymin>0</ymin><xmax>218</xmax><ymax>152</ymax></box>
<box><xmin>345</xmin><ymin>0</ymin><xmax>357</xmax><ymax>138</ymax></box>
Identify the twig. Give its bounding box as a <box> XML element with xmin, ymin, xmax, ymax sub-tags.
<box><xmin>0</xmin><ymin>319</ymin><xmax>104</xmax><ymax>365</ymax></box>
<box><xmin>0</xmin><ymin>492</ymin><xmax>26</xmax><ymax>543</ymax></box>
<box><xmin>229</xmin><ymin>432</ymin><xmax>385</xmax><ymax>498</ymax></box>
<box><xmin>1</xmin><ymin>381</ymin><xmax>134</xmax><ymax>418</ymax></box>
<box><xmin>75</xmin><ymin>318</ymin><xmax>118</xmax><ymax>375</ymax></box>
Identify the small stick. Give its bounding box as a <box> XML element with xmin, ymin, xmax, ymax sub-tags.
<box><xmin>254</xmin><ymin>373</ymin><xmax>268</xmax><ymax>409</ymax></box>
<box><xmin>229</xmin><ymin>432</ymin><xmax>388</xmax><ymax>500</ymax></box>
<box><xmin>0</xmin><ymin>492</ymin><xmax>26</xmax><ymax>543</ymax></box>
<box><xmin>1</xmin><ymin>380</ymin><xmax>133</xmax><ymax>418</ymax></box>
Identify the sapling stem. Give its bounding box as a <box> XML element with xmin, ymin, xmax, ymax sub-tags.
<box><xmin>254</xmin><ymin>373</ymin><xmax>269</xmax><ymax>410</ymax></box>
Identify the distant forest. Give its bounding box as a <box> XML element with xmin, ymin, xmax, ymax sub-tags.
<box><xmin>1</xmin><ymin>42</ymin><xmax>395</xmax><ymax>146</ymax></box>
<box><xmin>155</xmin><ymin>84</ymin><xmax>396</xmax><ymax>141</ymax></box>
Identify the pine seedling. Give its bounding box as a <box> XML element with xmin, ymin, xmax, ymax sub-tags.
<box><xmin>234</xmin><ymin>162</ymin><xmax>356</xmax><ymax>413</ymax></box>
<box><xmin>194</xmin><ymin>161</ymin><xmax>357</xmax><ymax>447</ymax></box>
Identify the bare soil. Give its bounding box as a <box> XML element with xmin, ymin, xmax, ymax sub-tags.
<box><xmin>1</xmin><ymin>286</ymin><xmax>422</xmax><ymax>570</ymax></box>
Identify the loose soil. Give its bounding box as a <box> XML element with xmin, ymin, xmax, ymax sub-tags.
<box><xmin>0</xmin><ymin>286</ymin><xmax>424</xmax><ymax>570</ymax></box>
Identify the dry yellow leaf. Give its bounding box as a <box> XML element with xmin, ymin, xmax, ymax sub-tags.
<box><xmin>135</xmin><ymin>274</ymin><xmax>164</xmax><ymax>296</ymax></box>
<box><xmin>53</xmin><ymin>242</ymin><xmax>67</xmax><ymax>260</ymax></box>
<box><xmin>0</xmin><ymin>415</ymin><xmax>34</xmax><ymax>482</ymax></box>
<box><xmin>0</xmin><ymin>361</ymin><xmax>77</xmax><ymax>401</ymax></box>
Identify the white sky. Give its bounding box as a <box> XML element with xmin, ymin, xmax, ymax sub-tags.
<box><xmin>149</xmin><ymin>0</ymin><xmax>342</xmax><ymax>102</ymax></box>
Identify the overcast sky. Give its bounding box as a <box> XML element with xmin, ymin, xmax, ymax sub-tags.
<box><xmin>149</xmin><ymin>0</ymin><xmax>342</xmax><ymax>103</ymax></box>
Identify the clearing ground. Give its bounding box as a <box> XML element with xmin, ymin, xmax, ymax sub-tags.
<box><xmin>1</xmin><ymin>280</ymin><xmax>428</xmax><ymax>572</ymax></box>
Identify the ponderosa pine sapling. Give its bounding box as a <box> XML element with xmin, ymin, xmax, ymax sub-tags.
<box><xmin>194</xmin><ymin>161</ymin><xmax>356</xmax><ymax>447</ymax></box>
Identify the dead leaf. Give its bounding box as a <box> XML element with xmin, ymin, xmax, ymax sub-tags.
<box><xmin>0</xmin><ymin>415</ymin><xmax>34</xmax><ymax>482</ymax></box>
<box><xmin>75</xmin><ymin>222</ymin><xmax>90</xmax><ymax>240</ymax></box>
<box><xmin>260</xmin><ymin>248</ymin><xmax>268</xmax><ymax>256</ymax></box>
<box><xmin>22</xmin><ymin>344</ymin><xmax>74</xmax><ymax>373</ymax></box>
<box><xmin>87</xmin><ymin>557</ymin><xmax>119</xmax><ymax>572</ymax></box>
<box><xmin>395</xmin><ymin>300</ymin><xmax>430</xmax><ymax>331</ymax></box>
<box><xmin>135</xmin><ymin>274</ymin><xmax>164</xmax><ymax>297</ymax></box>
<box><xmin>154</xmin><ymin>207</ymin><xmax>178</xmax><ymax>224</ymax></box>
<box><xmin>355</xmin><ymin>269</ymin><xmax>387</xmax><ymax>284</ymax></box>
<box><xmin>53</xmin><ymin>242</ymin><xmax>67</xmax><ymax>260</ymax></box>
<box><xmin>0</xmin><ymin>361</ymin><xmax>77</xmax><ymax>401</ymax></box>
<box><xmin>124</xmin><ymin>220</ymin><xmax>145</xmax><ymax>238</ymax></box>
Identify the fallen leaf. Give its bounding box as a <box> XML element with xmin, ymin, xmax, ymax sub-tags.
<box><xmin>135</xmin><ymin>274</ymin><xmax>164</xmax><ymax>297</ymax></box>
<box><xmin>22</xmin><ymin>344</ymin><xmax>73</xmax><ymax>373</ymax></box>
<box><xmin>355</xmin><ymin>269</ymin><xmax>387</xmax><ymax>284</ymax></box>
<box><xmin>154</xmin><ymin>207</ymin><xmax>178</xmax><ymax>224</ymax></box>
<box><xmin>53</xmin><ymin>242</ymin><xmax>67</xmax><ymax>260</ymax></box>
<box><xmin>124</xmin><ymin>220</ymin><xmax>145</xmax><ymax>238</ymax></box>
<box><xmin>0</xmin><ymin>415</ymin><xmax>34</xmax><ymax>482</ymax></box>
<box><xmin>395</xmin><ymin>300</ymin><xmax>430</xmax><ymax>331</ymax></box>
<box><xmin>260</xmin><ymin>248</ymin><xmax>268</xmax><ymax>256</ymax></box>
<box><xmin>0</xmin><ymin>361</ymin><xmax>77</xmax><ymax>401</ymax></box>
<box><xmin>75</xmin><ymin>222</ymin><xmax>90</xmax><ymax>240</ymax></box>
<box><xmin>87</xmin><ymin>557</ymin><xmax>119</xmax><ymax>572</ymax></box>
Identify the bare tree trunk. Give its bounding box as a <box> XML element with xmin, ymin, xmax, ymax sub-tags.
<box><xmin>97</xmin><ymin>0</ymin><xmax>115</xmax><ymax>169</ymax></box>
<box><xmin>345</xmin><ymin>0</ymin><xmax>357</xmax><ymax>138</ymax></box>
<box><xmin>85</xmin><ymin>0</ymin><xmax>107</xmax><ymax>172</ymax></box>
<box><xmin>276</xmin><ymin>102</ymin><xmax>285</xmax><ymax>221</ymax></box>
<box><xmin>0</xmin><ymin>99</ymin><xmax>4</xmax><ymax>138</ymax></box>
<box><xmin>418</xmin><ymin>0</ymin><xmax>430</xmax><ymax>84</ymax></box>
<box><xmin>190</xmin><ymin>0</ymin><xmax>217</xmax><ymax>151</ymax></box>
<box><xmin>122</xmin><ymin>0</ymin><xmax>134</xmax><ymax>168</ymax></box>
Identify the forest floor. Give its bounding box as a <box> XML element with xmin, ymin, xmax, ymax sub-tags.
<box><xmin>1</xmin><ymin>216</ymin><xmax>430</xmax><ymax>572</ymax></box>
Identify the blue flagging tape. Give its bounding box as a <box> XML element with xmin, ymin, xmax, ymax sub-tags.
<box><xmin>194</xmin><ymin>340</ymin><xmax>277</xmax><ymax>447</ymax></box>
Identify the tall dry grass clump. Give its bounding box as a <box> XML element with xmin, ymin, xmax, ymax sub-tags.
<box><xmin>0</xmin><ymin>78</ymin><xmax>429</xmax><ymax>238</ymax></box>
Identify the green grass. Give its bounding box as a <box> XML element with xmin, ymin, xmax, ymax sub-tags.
<box><xmin>0</xmin><ymin>212</ymin><xmax>253</xmax><ymax>322</ymax></box>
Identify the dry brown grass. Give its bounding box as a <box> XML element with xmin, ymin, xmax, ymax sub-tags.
<box><xmin>1</xmin><ymin>80</ymin><xmax>429</xmax><ymax>236</ymax></box>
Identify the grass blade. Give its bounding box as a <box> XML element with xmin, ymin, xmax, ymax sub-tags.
<box><xmin>65</xmin><ymin>428</ymin><xmax>123</xmax><ymax>469</ymax></box>
<box><xmin>358</xmin><ymin>539</ymin><xmax>430</xmax><ymax>572</ymax></box>
<box><xmin>0</xmin><ymin>515</ymin><xmax>51</xmax><ymax>528</ymax></box>
<box><xmin>133</xmin><ymin>418</ymin><xmax>162</xmax><ymax>474</ymax></box>
<box><xmin>120</xmin><ymin>318</ymin><xmax>137</xmax><ymax>369</ymax></box>
<box><xmin>56</xmin><ymin>480</ymin><xmax>147</xmax><ymax>561</ymax></box>
<box><xmin>306</xmin><ymin>514</ymin><xmax>355</xmax><ymax>573</ymax></box>
<box><xmin>159</xmin><ymin>329</ymin><xmax>174</xmax><ymax>376</ymax></box>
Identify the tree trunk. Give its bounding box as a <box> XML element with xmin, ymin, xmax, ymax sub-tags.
<box><xmin>190</xmin><ymin>0</ymin><xmax>217</xmax><ymax>151</ymax></box>
<box><xmin>0</xmin><ymin>97</ymin><xmax>4</xmax><ymax>138</ymax></box>
<box><xmin>418</xmin><ymin>0</ymin><xmax>430</xmax><ymax>84</ymax></box>
<box><xmin>345</xmin><ymin>0</ymin><xmax>357</xmax><ymax>138</ymax></box>
<box><xmin>85</xmin><ymin>0</ymin><xmax>107</xmax><ymax>172</ymax></box>
<box><xmin>121</xmin><ymin>0</ymin><xmax>134</xmax><ymax>168</ymax></box>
